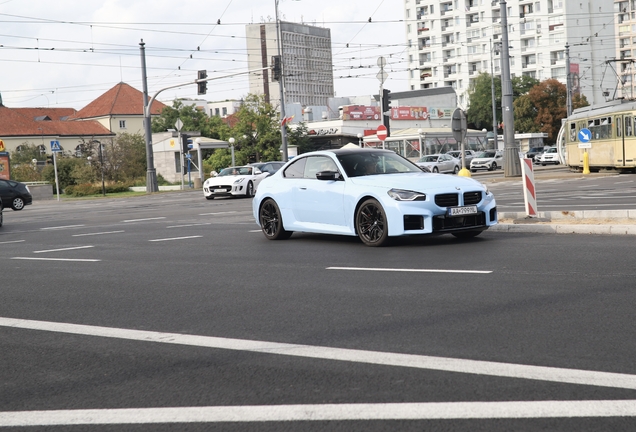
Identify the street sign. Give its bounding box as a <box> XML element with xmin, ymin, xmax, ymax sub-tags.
<box><xmin>376</xmin><ymin>70</ymin><xmax>388</xmax><ymax>84</ymax></box>
<box><xmin>376</xmin><ymin>124</ymin><xmax>387</xmax><ymax>141</ymax></box>
<box><xmin>451</xmin><ymin>108</ymin><xmax>467</xmax><ymax>143</ymax></box>
<box><xmin>578</xmin><ymin>128</ymin><xmax>591</xmax><ymax>142</ymax></box>
<box><xmin>50</xmin><ymin>140</ymin><xmax>62</xmax><ymax>152</ymax></box>
<box><xmin>578</xmin><ymin>128</ymin><xmax>592</xmax><ymax>149</ymax></box>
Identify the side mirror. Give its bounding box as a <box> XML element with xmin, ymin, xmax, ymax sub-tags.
<box><xmin>253</xmin><ymin>168</ymin><xmax>263</xmax><ymax>175</ymax></box>
<box><xmin>316</xmin><ymin>170</ymin><xmax>341</xmax><ymax>181</ymax></box>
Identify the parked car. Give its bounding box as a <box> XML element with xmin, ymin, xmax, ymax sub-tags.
<box><xmin>470</xmin><ymin>150</ymin><xmax>504</xmax><ymax>172</ymax></box>
<box><xmin>0</xmin><ymin>179</ymin><xmax>33</xmax><ymax>211</ymax></box>
<box><xmin>203</xmin><ymin>165</ymin><xmax>268</xmax><ymax>199</ymax></box>
<box><xmin>536</xmin><ymin>146</ymin><xmax>560</xmax><ymax>165</ymax></box>
<box><xmin>252</xmin><ymin>148</ymin><xmax>497</xmax><ymax>246</ymax></box>
<box><xmin>415</xmin><ymin>153</ymin><xmax>460</xmax><ymax>174</ymax></box>
<box><xmin>248</xmin><ymin>161</ymin><xmax>285</xmax><ymax>175</ymax></box>
<box><xmin>525</xmin><ymin>146</ymin><xmax>545</xmax><ymax>162</ymax></box>
<box><xmin>446</xmin><ymin>150</ymin><xmax>476</xmax><ymax>167</ymax></box>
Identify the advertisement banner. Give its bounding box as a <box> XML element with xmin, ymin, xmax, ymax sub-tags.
<box><xmin>391</xmin><ymin>107</ymin><xmax>429</xmax><ymax>120</ymax></box>
<box><xmin>341</xmin><ymin>105</ymin><xmax>381</xmax><ymax>121</ymax></box>
<box><xmin>0</xmin><ymin>153</ymin><xmax>10</xmax><ymax>180</ymax></box>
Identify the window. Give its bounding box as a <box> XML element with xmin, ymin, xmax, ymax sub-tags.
<box><xmin>119</xmin><ymin>120</ymin><xmax>126</xmax><ymax>129</ymax></box>
<box><xmin>283</xmin><ymin>157</ymin><xmax>307</xmax><ymax>178</ymax></box>
<box><xmin>214</xmin><ymin>108</ymin><xmax>220</xmax><ymax>116</ymax></box>
<box><xmin>304</xmin><ymin>156</ymin><xmax>338</xmax><ymax>179</ymax></box>
<box><xmin>222</xmin><ymin>107</ymin><xmax>227</xmax><ymax>116</ymax></box>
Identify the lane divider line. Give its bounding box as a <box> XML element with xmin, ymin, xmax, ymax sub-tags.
<box><xmin>10</xmin><ymin>258</ymin><xmax>100</xmax><ymax>262</ymax></box>
<box><xmin>327</xmin><ymin>267</ymin><xmax>492</xmax><ymax>274</ymax></box>
<box><xmin>34</xmin><ymin>246</ymin><xmax>94</xmax><ymax>254</ymax></box>
<box><xmin>149</xmin><ymin>236</ymin><xmax>202</xmax><ymax>242</ymax></box>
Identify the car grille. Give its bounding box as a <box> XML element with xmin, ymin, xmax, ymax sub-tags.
<box><xmin>435</xmin><ymin>192</ymin><xmax>482</xmax><ymax>207</ymax></box>
<box><xmin>463</xmin><ymin>191</ymin><xmax>482</xmax><ymax>205</ymax></box>
<box><xmin>432</xmin><ymin>212</ymin><xmax>486</xmax><ymax>232</ymax></box>
<box><xmin>435</xmin><ymin>193</ymin><xmax>458</xmax><ymax>207</ymax></box>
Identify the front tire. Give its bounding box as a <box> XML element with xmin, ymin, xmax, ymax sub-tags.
<box><xmin>259</xmin><ymin>199</ymin><xmax>292</xmax><ymax>240</ymax></box>
<box><xmin>432</xmin><ymin>167</ymin><xmax>439</xmax><ymax>173</ymax></box>
<box><xmin>246</xmin><ymin>181</ymin><xmax>254</xmax><ymax>197</ymax></box>
<box><xmin>453</xmin><ymin>165</ymin><xmax>459</xmax><ymax>174</ymax></box>
<box><xmin>356</xmin><ymin>198</ymin><xmax>389</xmax><ymax>247</ymax></box>
<box><xmin>489</xmin><ymin>163</ymin><xmax>497</xmax><ymax>171</ymax></box>
<box><xmin>11</xmin><ymin>197</ymin><xmax>24</xmax><ymax>211</ymax></box>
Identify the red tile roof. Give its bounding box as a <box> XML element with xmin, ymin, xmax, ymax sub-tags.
<box><xmin>0</xmin><ymin>106</ymin><xmax>113</xmax><ymax>138</ymax></box>
<box><xmin>71</xmin><ymin>82</ymin><xmax>166</xmax><ymax>119</ymax></box>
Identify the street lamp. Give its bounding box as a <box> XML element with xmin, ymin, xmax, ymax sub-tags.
<box><xmin>417</xmin><ymin>128</ymin><xmax>423</xmax><ymax>159</ymax></box>
<box><xmin>357</xmin><ymin>133</ymin><xmax>363</xmax><ymax>147</ymax></box>
<box><xmin>229</xmin><ymin>137</ymin><xmax>236</xmax><ymax>166</ymax></box>
<box><xmin>274</xmin><ymin>0</ymin><xmax>289</xmax><ymax>162</ymax></box>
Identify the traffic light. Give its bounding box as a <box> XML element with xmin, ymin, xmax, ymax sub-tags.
<box><xmin>181</xmin><ymin>134</ymin><xmax>190</xmax><ymax>153</ymax></box>
<box><xmin>382</xmin><ymin>88</ymin><xmax>391</xmax><ymax>114</ymax></box>
<box><xmin>271</xmin><ymin>55</ymin><xmax>281</xmax><ymax>82</ymax></box>
<box><xmin>197</xmin><ymin>70</ymin><xmax>207</xmax><ymax>95</ymax></box>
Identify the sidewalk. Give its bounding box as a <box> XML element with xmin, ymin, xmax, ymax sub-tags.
<box><xmin>480</xmin><ymin>167</ymin><xmax>636</xmax><ymax>235</ymax></box>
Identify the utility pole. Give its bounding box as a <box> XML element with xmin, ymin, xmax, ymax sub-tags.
<box><xmin>500</xmin><ymin>0</ymin><xmax>521</xmax><ymax>177</ymax></box>
<box><xmin>490</xmin><ymin>39</ymin><xmax>499</xmax><ymax>151</ymax></box>
<box><xmin>565</xmin><ymin>42</ymin><xmax>572</xmax><ymax>118</ymax></box>
<box><xmin>140</xmin><ymin>39</ymin><xmax>159</xmax><ymax>193</ymax></box>
<box><xmin>274</xmin><ymin>0</ymin><xmax>289</xmax><ymax>162</ymax></box>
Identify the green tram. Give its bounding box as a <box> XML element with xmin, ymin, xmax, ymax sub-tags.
<box><xmin>564</xmin><ymin>100</ymin><xmax>636</xmax><ymax>172</ymax></box>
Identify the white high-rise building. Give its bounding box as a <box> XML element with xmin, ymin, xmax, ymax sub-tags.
<box><xmin>405</xmin><ymin>0</ymin><xmax>617</xmax><ymax>108</ymax></box>
<box><xmin>246</xmin><ymin>21</ymin><xmax>334</xmax><ymax>109</ymax></box>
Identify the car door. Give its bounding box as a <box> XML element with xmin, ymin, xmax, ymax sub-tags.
<box><xmin>0</xmin><ymin>179</ymin><xmax>13</xmax><ymax>203</ymax></box>
<box><xmin>440</xmin><ymin>154</ymin><xmax>453</xmax><ymax>172</ymax></box>
<box><xmin>291</xmin><ymin>155</ymin><xmax>346</xmax><ymax>226</ymax></box>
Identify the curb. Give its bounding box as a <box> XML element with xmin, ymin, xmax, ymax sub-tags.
<box><xmin>491</xmin><ymin>223</ymin><xmax>636</xmax><ymax>236</ymax></box>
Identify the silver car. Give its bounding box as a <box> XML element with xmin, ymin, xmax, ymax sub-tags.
<box><xmin>415</xmin><ymin>153</ymin><xmax>460</xmax><ymax>174</ymax></box>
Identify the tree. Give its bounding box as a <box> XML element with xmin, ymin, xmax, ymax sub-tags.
<box><xmin>512</xmin><ymin>94</ymin><xmax>541</xmax><ymax>134</ymax></box>
<box><xmin>524</xmin><ymin>79</ymin><xmax>567</xmax><ymax>143</ymax></box>
<box><xmin>152</xmin><ymin>99</ymin><xmax>230</xmax><ymax>139</ymax></box>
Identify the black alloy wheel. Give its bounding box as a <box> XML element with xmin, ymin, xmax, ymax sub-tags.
<box><xmin>246</xmin><ymin>181</ymin><xmax>254</xmax><ymax>197</ymax></box>
<box><xmin>259</xmin><ymin>199</ymin><xmax>292</xmax><ymax>240</ymax></box>
<box><xmin>356</xmin><ymin>198</ymin><xmax>389</xmax><ymax>247</ymax></box>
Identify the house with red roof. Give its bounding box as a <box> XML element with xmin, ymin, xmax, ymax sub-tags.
<box><xmin>0</xmin><ymin>82</ymin><xmax>166</xmax><ymax>156</ymax></box>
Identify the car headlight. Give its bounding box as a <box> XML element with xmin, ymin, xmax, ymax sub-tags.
<box><xmin>233</xmin><ymin>178</ymin><xmax>245</xmax><ymax>184</ymax></box>
<box><xmin>387</xmin><ymin>188</ymin><xmax>426</xmax><ymax>201</ymax></box>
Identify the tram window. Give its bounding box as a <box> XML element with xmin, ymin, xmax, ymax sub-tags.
<box><xmin>569</xmin><ymin>123</ymin><xmax>577</xmax><ymax>141</ymax></box>
<box><xmin>627</xmin><ymin>117</ymin><xmax>633</xmax><ymax>136</ymax></box>
<box><xmin>617</xmin><ymin>117</ymin><xmax>622</xmax><ymax>137</ymax></box>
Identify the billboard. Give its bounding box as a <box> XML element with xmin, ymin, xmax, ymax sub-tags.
<box><xmin>341</xmin><ymin>106</ymin><xmax>455</xmax><ymax>121</ymax></box>
<box><xmin>341</xmin><ymin>105</ymin><xmax>381</xmax><ymax>120</ymax></box>
<box><xmin>0</xmin><ymin>153</ymin><xmax>10</xmax><ymax>180</ymax></box>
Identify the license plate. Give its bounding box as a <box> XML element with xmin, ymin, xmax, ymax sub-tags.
<box><xmin>214</xmin><ymin>189</ymin><xmax>227</xmax><ymax>193</ymax></box>
<box><xmin>447</xmin><ymin>205</ymin><xmax>478</xmax><ymax>217</ymax></box>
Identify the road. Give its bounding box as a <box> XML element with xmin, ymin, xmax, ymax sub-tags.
<box><xmin>0</xmin><ymin>192</ymin><xmax>635</xmax><ymax>430</ymax></box>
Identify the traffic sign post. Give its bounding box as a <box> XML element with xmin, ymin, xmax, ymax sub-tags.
<box><xmin>50</xmin><ymin>140</ymin><xmax>61</xmax><ymax>201</ymax></box>
<box><xmin>451</xmin><ymin>108</ymin><xmax>470</xmax><ymax>177</ymax></box>
<box><xmin>376</xmin><ymin>124</ymin><xmax>387</xmax><ymax>146</ymax></box>
<box><xmin>578</xmin><ymin>127</ymin><xmax>591</xmax><ymax>174</ymax></box>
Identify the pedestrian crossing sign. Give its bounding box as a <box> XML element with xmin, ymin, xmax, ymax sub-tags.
<box><xmin>50</xmin><ymin>140</ymin><xmax>61</xmax><ymax>152</ymax></box>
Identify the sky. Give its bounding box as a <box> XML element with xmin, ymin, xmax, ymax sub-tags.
<box><xmin>0</xmin><ymin>0</ymin><xmax>409</xmax><ymax>110</ymax></box>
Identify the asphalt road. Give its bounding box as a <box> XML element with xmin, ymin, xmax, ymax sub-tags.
<box><xmin>1</xmin><ymin>192</ymin><xmax>635</xmax><ymax>431</ymax></box>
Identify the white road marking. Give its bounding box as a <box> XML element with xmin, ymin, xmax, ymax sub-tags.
<box><xmin>199</xmin><ymin>211</ymin><xmax>239</xmax><ymax>216</ymax></box>
<box><xmin>33</xmin><ymin>246</ymin><xmax>94</xmax><ymax>254</ymax></box>
<box><xmin>148</xmin><ymin>236</ymin><xmax>202</xmax><ymax>242</ymax></box>
<box><xmin>614</xmin><ymin>181</ymin><xmax>634</xmax><ymax>184</ymax></box>
<box><xmin>249</xmin><ymin>229</ymin><xmax>262</xmax><ymax>232</ymax></box>
<box><xmin>0</xmin><ymin>240</ymin><xmax>25</xmax><ymax>244</ymax></box>
<box><xmin>328</xmin><ymin>267</ymin><xmax>492</xmax><ymax>274</ymax></box>
<box><xmin>166</xmin><ymin>223</ymin><xmax>211</xmax><ymax>228</ymax></box>
<box><xmin>122</xmin><ymin>217</ymin><xmax>166</xmax><ymax>223</ymax></box>
<box><xmin>73</xmin><ymin>231</ymin><xmax>125</xmax><ymax>237</ymax></box>
<box><xmin>40</xmin><ymin>225</ymin><xmax>85</xmax><ymax>230</ymax></box>
<box><xmin>10</xmin><ymin>257</ymin><xmax>100</xmax><ymax>262</ymax></box>
<box><xmin>0</xmin><ymin>317</ymin><xmax>633</xmax><ymax>390</ymax></box>
<box><xmin>1</xmin><ymin>400</ymin><xmax>636</xmax><ymax>426</ymax></box>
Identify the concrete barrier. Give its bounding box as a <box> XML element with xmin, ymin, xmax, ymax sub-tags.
<box><xmin>26</xmin><ymin>183</ymin><xmax>54</xmax><ymax>200</ymax></box>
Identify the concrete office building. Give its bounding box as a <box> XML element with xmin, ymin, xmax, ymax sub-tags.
<box><xmin>404</xmin><ymin>0</ymin><xmax>616</xmax><ymax>108</ymax></box>
<box><xmin>246</xmin><ymin>21</ymin><xmax>334</xmax><ymax>110</ymax></box>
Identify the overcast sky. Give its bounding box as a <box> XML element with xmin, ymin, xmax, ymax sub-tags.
<box><xmin>0</xmin><ymin>0</ymin><xmax>408</xmax><ymax>110</ymax></box>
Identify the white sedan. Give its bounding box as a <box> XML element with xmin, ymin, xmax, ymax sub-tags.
<box><xmin>203</xmin><ymin>166</ymin><xmax>268</xmax><ymax>199</ymax></box>
<box><xmin>252</xmin><ymin>148</ymin><xmax>497</xmax><ymax>246</ymax></box>
<box><xmin>415</xmin><ymin>153</ymin><xmax>460</xmax><ymax>174</ymax></box>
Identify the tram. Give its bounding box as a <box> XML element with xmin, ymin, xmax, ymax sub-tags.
<box><xmin>562</xmin><ymin>99</ymin><xmax>636</xmax><ymax>172</ymax></box>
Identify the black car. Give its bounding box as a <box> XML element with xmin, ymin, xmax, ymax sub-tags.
<box><xmin>0</xmin><ymin>179</ymin><xmax>33</xmax><ymax>210</ymax></box>
<box><xmin>526</xmin><ymin>146</ymin><xmax>545</xmax><ymax>162</ymax></box>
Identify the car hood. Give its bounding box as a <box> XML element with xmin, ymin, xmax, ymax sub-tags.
<box><xmin>204</xmin><ymin>175</ymin><xmax>247</xmax><ymax>185</ymax></box>
<box><xmin>349</xmin><ymin>172</ymin><xmax>486</xmax><ymax>192</ymax></box>
<box><xmin>471</xmin><ymin>157</ymin><xmax>496</xmax><ymax>163</ymax></box>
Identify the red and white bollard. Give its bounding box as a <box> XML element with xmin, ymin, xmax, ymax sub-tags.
<box><xmin>519</xmin><ymin>154</ymin><xmax>538</xmax><ymax>217</ymax></box>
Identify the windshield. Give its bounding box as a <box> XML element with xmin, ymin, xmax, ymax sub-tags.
<box><xmin>337</xmin><ymin>151</ymin><xmax>424</xmax><ymax>177</ymax></box>
<box><xmin>218</xmin><ymin>167</ymin><xmax>252</xmax><ymax>176</ymax></box>
<box><xmin>476</xmin><ymin>151</ymin><xmax>496</xmax><ymax>158</ymax></box>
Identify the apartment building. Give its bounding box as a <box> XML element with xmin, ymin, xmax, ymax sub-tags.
<box><xmin>405</xmin><ymin>0</ymin><xmax>616</xmax><ymax>108</ymax></box>
<box><xmin>246</xmin><ymin>21</ymin><xmax>335</xmax><ymax>110</ymax></box>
